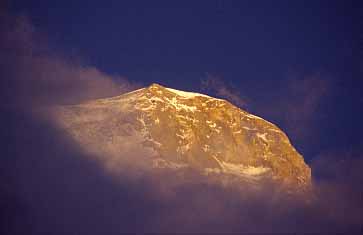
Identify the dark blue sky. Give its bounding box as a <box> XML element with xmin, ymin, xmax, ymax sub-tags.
<box><xmin>10</xmin><ymin>1</ymin><xmax>357</xmax><ymax>80</ymax></box>
<box><xmin>7</xmin><ymin>0</ymin><xmax>363</xmax><ymax>162</ymax></box>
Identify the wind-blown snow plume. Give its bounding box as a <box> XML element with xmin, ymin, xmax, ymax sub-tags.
<box><xmin>201</xmin><ymin>73</ymin><xmax>248</xmax><ymax>108</ymax></box>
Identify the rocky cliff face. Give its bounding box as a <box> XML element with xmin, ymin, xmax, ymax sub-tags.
<box><xmin>51</xmin><ymin>83</ymin><xmax>311</xmax><ymax>191</ymax></box>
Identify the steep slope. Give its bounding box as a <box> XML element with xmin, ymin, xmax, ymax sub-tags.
<box><xmin>51</xmin><ymin>83</ymin><xmax>311</xmax><ymax>190</ymax></box>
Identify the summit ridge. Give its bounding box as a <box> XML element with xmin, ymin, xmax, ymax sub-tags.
<box><xmin>52</xmin><ymin>83</ymin><xmax>311</xmax><ymax>191</ymax></box>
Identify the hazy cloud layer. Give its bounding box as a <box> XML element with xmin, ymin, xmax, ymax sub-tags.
<box><xmin>1</xmin><ymin>109</ymin><xmax>362</xmax><ymax>234</ymax></box>
<box><xmin>0</xmin><ymin>13</ymin><xmax>138</xmax><ymax>107</ymax></box>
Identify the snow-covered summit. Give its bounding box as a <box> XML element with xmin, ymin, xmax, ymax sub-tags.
<box><xmin>52</xmin><ymin>83</ymin><xmax>312</xmax><ymax>190</ymax></box>
<box><xmin>148</xmin><ymin>83</ymin><xmax>213</xmax><ymax>99</ymax></box>
<box><xmin>120</xmin><ymin>83</ymin><xmax>217</xmax><ymax>100</ymax></box>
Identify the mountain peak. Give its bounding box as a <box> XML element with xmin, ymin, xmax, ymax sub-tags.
<box><xmin>142</xmin><ymin>83</ymin><xmax>215</xmax><ymax>100</ymax></box>
<box><xmin>52</xmin><ymin>85</ymin><xmax>312</xmax><ymax>192</ymax></box>
<box><xmin>148</xmin><ymin>83</ymin><xmax>165</xmax><ymax>89</ymax></box>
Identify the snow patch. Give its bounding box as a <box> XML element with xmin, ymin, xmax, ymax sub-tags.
<box><xmin>150</xmin><ymin>97</ymin><xmax>164</xmax><ymax>103</ymax></box>
<box><xmin>166</xmin><ymin>97</ymin><xmax>197</xmax><ymax>112</ymax></box>
<box><xmin>206</xmin><ymin>157</ymin><xmax>270</xmax><ymax>178</ymax></box>
<box><xmin>242</xmin><ymin>126</ymin><xmax>256</xmax><ymax>131</ymax></box>
<box><xmin>137</xmin><ymin>116</ymin><xmax>146</xmax><ymax>127</ymax></box>
<box><xmin>220</xmin><ymin>162</ymin><xmax>270</xmax><ymax>177</ymax></box>
<box><xmin>176</xmin><ymin>133</ymin><xmax>186</xmax><ymax>140</ymax></box>
<box><xmin>178</xmin><ymin>103</ymin><xmax>197</xmax><ymax>112</ymax></box>
<box><xmin>154</xmin><ymin>118</ymin><xmax>160</xmax><ymax>124</ymax></box>
<box><xmin>207</xmin><ymin>120</ymin><xmax>217</xmax><ymax>128</ymax></box>
<box><xmin>203</xmin><ymin>144</ymin><xmax>210</xmax><ymax>152</ymax></box>
<box><xmin>245</xmin><ymin>113</ymin><xmax>264</xmax><ymax>120</ymax></box>
<box><xmin>152</xmin><ymin>158</ymin><xmax>187</xmax><ymax>169</ymax></box>
<box><xmin>204</xmin><ymin>168</ymin><xmax>221</xmax><ymax>174</ymax></box>
<box><xmin>177</xmin><ymin>142</ymin><xmax>192</xmax><ymax>154</ymax></box>
<box><xmin>165</xmin><ymin>87</ymin><xmax>212</xmax><ymax>99</ymax></box>
<box><xmin>256</xmin><ymin>133</ymin><xmax>268</xmax><ymax>142</ymax></box>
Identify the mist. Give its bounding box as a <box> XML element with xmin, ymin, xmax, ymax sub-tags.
<box><xmin>0</xmin><ymin>12</ymin><xmax>138</xmax><ymax>108</ymax></box>
<box><xmin>1</xmin><ymin>11</ymin><xmax>362</xmax><ymax>234</ymax></box>
<box><xmin>2</xmin><ymin>109</ymin><xmax>362</xmax><ymax>234</ymax></box>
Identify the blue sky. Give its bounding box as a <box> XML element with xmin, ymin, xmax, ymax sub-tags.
<box><xmin>6</xmin><ymin>0</ymin><xmax>362</xmax><ymax>167</ymax></box>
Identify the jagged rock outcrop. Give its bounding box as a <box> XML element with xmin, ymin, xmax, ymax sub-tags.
<box><xmin>51</xmin><ymin>83</ymin><xmax>311</xmax><ymax>191</ymax></box>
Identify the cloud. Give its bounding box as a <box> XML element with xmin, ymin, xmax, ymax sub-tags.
<box><xmin>0</xmin><ymin>13</ymin><xmax>138</xmax><ymax>107</ymax></box>
<box><xmin>310</xmin><ymin>148</ymin><xmax>363</xmax><ymax>229</ymax></box>
<box><xmin>1</xmin><ymin>11</ymin><xmax>362</xmax><ymax>235</ymax></box>
<box><xmin>200</xmin><ymin>73</ymin><xmax>248</xmax><ymax>108</ymax></box>
<box><xmin>2</xmin><ymin>113</ymin><xmax>362</xmax><ymax>234</ymax></box>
